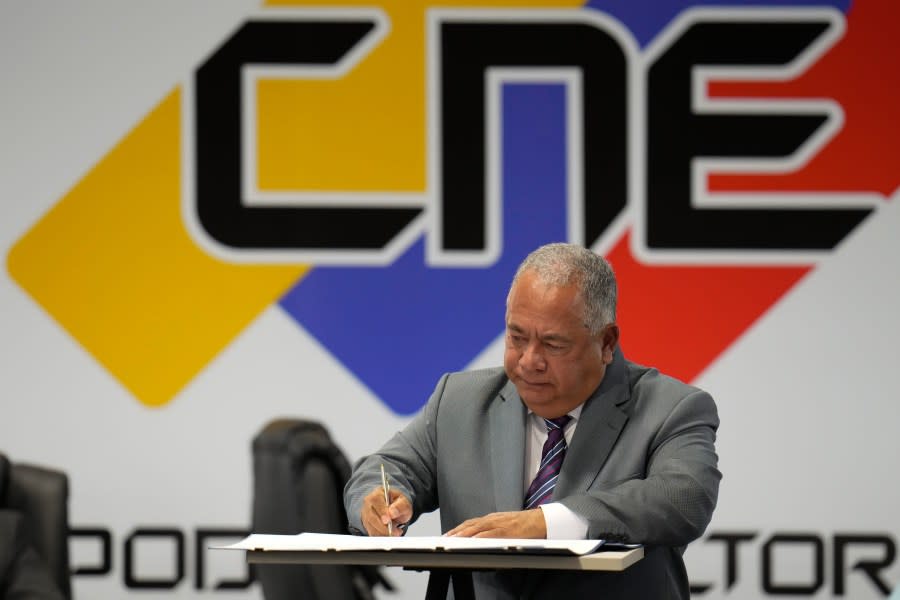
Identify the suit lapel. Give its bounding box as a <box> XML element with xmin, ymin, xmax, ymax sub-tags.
<box><xmin>489</xmin><ymin>380</ymin><xmax>528</xmax><ymax>512</ymax></box>
<box><xmin>555</xmin><ymin>348</ymin><xmax>631</xmax><ymax>499</ymax></box>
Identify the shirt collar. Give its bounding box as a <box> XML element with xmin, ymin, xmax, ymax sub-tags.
<box><xmin>528</xmin><ymin>403</ymin><xmax>584</xmax><ymax>423</ymax></box>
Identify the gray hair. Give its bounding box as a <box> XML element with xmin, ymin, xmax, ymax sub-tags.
<box><xmin>508</xmin><ymin>243</ymin><xmax>617</xmax><ymax>334</ymax></box>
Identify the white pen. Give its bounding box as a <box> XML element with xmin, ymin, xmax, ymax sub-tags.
<box><xmin>380</xmin><ymin>463</ymin><xmax>393</xmax><ymax>536</ymax></box>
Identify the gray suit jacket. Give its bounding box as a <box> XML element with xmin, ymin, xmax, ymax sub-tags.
<box><xmin>345</xmin><ymin>349</ymin><xmax>721</xmax><ymax>599</ymax></box>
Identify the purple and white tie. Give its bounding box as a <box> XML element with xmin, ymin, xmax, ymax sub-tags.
<box><xmin>524</xmin><ymin>415</ymin><xmax>572</xmax><ymax>509</ymax></box>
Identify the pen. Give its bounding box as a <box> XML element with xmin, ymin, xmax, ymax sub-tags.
<box><xmin>380</xmin><ymin>463</ymin><xmax>393</xmax><ymax>536</ymax></box>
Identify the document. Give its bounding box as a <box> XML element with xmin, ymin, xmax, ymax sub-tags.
<box><xmin>221</xmin><ymin>532</ymin><xmax>605</xmax><ymax>555</ymax></box>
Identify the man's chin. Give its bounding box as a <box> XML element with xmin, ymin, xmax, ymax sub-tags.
<box><xmin>515</xmin><ymin>384</ymin><xmax>555</xmax><ymax>408</ymax></box>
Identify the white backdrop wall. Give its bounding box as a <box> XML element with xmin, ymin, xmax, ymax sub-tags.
<box><xmin>2</xmin><ymin>1</ymin><xmax>898</xmax><ymax>599</ymax></box>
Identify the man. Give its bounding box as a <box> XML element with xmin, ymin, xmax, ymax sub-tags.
<box><xmin>344</xmin><ymin>243</ymin><xmax>721</xmax><ymax>598</ymax></box>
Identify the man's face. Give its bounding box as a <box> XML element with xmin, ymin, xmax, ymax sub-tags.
<box><xmin>504</xmin><ymin>270</ymin><xmax>617</xmax><ymax>418</ymax></box>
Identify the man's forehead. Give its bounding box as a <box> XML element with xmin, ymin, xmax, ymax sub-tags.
<box><xmin>509</xmin><ymin>275</ymin><xmax>583</xmax><ymax>311</ymax></box>
<box><xmin>506</xmin><ymin>296</ymin><xmax>586</xmax><ymax>333</ymax></box>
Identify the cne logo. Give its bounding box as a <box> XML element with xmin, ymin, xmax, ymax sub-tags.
<box><xmin>7</xmin><ymin>0</ymin><xmax>899</xmax><ymax>411</ymax></box>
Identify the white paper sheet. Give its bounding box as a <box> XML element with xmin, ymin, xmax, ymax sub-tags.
<box><xmin>219</xmin><ymin>532</ymin><xmax>605</xmax><ymax>555</ymax></box>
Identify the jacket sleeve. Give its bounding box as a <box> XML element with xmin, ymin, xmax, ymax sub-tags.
<box><xmin>343</xmin><ymin>374</ymin><xmax>447</xmax><ymax>535</ymax></box>
<box><xmin>559</xmin><ymin>388</ymin><xmax>721</xmax><ymax>547</ymax></box>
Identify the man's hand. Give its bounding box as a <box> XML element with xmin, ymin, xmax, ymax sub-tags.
<box><xmin>446</xmin><ymin>509</ymin><xmax>547</xmax><ymax>539</ymax></box>
<box><xmin>361</xmin><ymin>486</ymin><xmax>412</xmax><ymax>536</ymax></box>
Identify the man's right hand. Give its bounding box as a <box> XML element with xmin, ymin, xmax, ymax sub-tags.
<box><xmin>361</xmin><ymin>486</ymin><xmax>412</xmax><ymax>536</ymax></box>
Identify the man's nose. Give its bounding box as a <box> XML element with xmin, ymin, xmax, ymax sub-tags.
<box><xmin>520</xmin><ymin>342</ymin><xmax>547</xmax><ymax>371</ymax></box>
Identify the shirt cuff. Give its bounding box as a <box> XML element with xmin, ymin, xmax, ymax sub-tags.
<box><xmin>539</xmin><ymin>502</ymin><xmax>589</xmax><ymax>540</ymax></box>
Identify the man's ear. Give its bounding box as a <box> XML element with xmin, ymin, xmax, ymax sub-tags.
<box><xmin>601</xmin><ymin>324</ymin><xmax>620</xmax><ymax>363</ymax></box>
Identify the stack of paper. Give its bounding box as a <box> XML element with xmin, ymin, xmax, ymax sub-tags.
<box><xmin>222</xmin><ymin>532</ymin><xmax>606</xmax><ymax>555</ymax></box>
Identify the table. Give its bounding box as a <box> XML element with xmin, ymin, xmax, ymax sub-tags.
<box><xmin>247</xmin><ymin>546</ymin><xmax>643</xmax><ymax>599</ymax></box>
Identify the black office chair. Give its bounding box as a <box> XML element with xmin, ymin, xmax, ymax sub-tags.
<box><xmin>0</xmin><ymin>453</ymin><xmax>71</xmax><ymax>599</ymax></box>
<box><xmin>251</xmin><ymin>419</ymin><xmax>392</xmax><ymax>600</ymax></box>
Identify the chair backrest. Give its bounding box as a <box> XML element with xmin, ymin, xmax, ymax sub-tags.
<box><xmin>0</xmin><ymin>453</ymin><xmax>71</xmax><ymax>599</ymax></box>
<box><xmin>251</xmin><ymin>419</ymin><xmax>389</xmax><ymax>600</ymax></box>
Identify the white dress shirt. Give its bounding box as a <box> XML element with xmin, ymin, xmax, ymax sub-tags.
<box><xmin>525</xmin><ymin>406</ymin><xmax>589</xmax><ymax>539</ymax></box>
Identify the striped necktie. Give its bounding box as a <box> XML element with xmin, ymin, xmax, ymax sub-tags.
<box><xmin>524</xmin><ymin>415</ymin><xmax>572</xmax><ymax>509</ymax></box>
